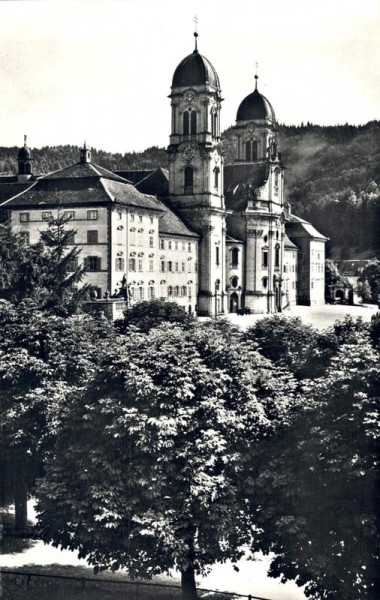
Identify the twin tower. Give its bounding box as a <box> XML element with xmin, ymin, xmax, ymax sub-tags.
<box><xmin>167</xmin><ymin>37</ymin><xmax>286</xmax><ymax>316</ymax></box>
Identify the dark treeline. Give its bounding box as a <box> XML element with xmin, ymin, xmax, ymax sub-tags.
<box><xmin>1</xmin><ymin>120</ymin><xmax>380</xmax><ymax>258</ymax></box>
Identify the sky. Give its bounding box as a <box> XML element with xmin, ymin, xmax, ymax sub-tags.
<box><xmin>0</xmin><ymin>0</ymin><xmax>379</xmax><ymax>154</ymax></box>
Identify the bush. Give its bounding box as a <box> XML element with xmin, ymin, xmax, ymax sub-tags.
<box><xmin>114</xmin><ymin>299</ymin><xmax>194</xmax><ymax>334</ymax></box>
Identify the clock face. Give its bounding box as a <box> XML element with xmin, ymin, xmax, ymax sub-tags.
<box><xmin>185</xmin><ymin>91</ymin><xmax>195</xmax><ymax>103</ymax></box>
<box><xmin>180</xmin><ymin>142</ymin><xmax>198</xmax><ymax>163</ymax></box>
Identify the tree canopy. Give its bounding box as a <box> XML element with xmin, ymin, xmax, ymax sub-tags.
<box><xmin>36</xmin><ymin>321</ymin><xmax>298</xmax><ymax>600</ymax></box>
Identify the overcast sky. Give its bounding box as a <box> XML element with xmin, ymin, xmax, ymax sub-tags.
<box><xmin>0</xmin><ymin>0</ymin><xmax>379</xmax><ymax>154</ymax></box>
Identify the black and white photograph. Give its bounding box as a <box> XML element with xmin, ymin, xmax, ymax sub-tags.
<box><xmin>0</xmin><ymin>1</ymin><xmax>379</xmax><ymax>599</ymax></box>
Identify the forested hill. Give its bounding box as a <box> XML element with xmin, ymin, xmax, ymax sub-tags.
<box><xmin>1</xmin><ymin>120</ymin><xmax>380</xmax><ymax>258</ymax></box>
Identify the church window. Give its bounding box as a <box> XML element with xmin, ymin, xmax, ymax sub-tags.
<box><xmin>245</xmin><ymin>140</ymin><xmax>258</xmax><ymax>162</ymax></box>
<box><xmin>129</xmin><ymin>257</ymin><xmax>136</xmax><ymax>271</ymax></box>
<box><xmin>214</xmin><ymin>167</ymin><xmax>220</xmax><ymax>189</ymax></box>
<box><xmin>190</xmin><ymin>110</ymin><xmax>197</xmax><ymax>134</ymax></box>
<box><xmin>231</xmin><ymin>276</ymin><xmax>239</xmax><ymax>288</ymax></box>
<box><xmin>183</xmin><ymin>111</ymin><xmax>189</xmax><ymax>135</ymax></box>
<box><xmin>262</xmin><ymin>249</ymin><xmax>268</xmax><ymax>268</ymax></box>
<box><xmin>274</xmin><ymin>170</ymin><xmax>279</xmax><ymax>195</ymax></box>
<box><xmin>262</xmin><ymin>276</ymin><xmax>268</xmax><ymax>289</ymax></box>
<box><xmin>231</xmin><ymin>248</ymin><xmax>239</xmax><ymax>267</ymax></box>
<box><xmin>184</xmin><ymin>166</ymin><xmax>194</xmax><ymax>192</ymax></box>
<box><xmin>275</xmin><ymin>244</ymin><xmax>280</xmax><ymax>268</ymax></box>
<box><xmin>87</xmin><ymin>210</ymin><xmax>98</xmax><ymax>220</ymax></box>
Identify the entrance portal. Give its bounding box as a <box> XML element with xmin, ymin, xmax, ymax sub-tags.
<box><xmin>229</xmin><ymin>292</ymin><xmax>239</xmax><ymax>313</ymax></box>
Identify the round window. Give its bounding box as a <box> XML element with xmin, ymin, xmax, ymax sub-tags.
<box><xmin>231</xmin><ymin>276</ymin><xmax>239</xmax><ymax>288</ymax></box>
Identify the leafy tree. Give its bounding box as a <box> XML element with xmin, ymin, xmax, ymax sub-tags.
<box><xmin>36</xmin><ymin>322</ymin><xmax>298</xmax><ymax>600</ymax></box>
<box><xmin>358</xmin><ymin>261</ymin><xmax>380</xmax><ymax>304</ymax></box>
<box><xmin>0</xmin><ymin>301</ymin><xmax>113</xmax><ymax>531</ymax></box>
<box><xmin>115</xmin><ymin>299</ymin><xmax>195</xmax><ymax>334</ymax></box>
<box><xmin>244</xmin><ymin>315</ymin><xmax>333</xmax><ymax>379</ymax></box>
<box><xmin>246</xmin><ymin>330</ymin><xmax>380</xmax><ymax>600</ymax></box>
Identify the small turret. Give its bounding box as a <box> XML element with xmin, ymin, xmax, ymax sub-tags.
<box><xmin>17</xmin><ymin>135</ymin><xmax>33</xmax><ymax>181</ymax></box>
<box><xmin>80</xmin><ymin>142</ymin><xmax>91</xmax><ymax>164</ymax></box>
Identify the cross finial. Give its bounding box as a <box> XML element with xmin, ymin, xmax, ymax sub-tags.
<box><xmin>193</xmin><ymin>15</ymin><xmax>198</xmax><ymax>51</ymax></box>
<box><xmin>254</xmin><ymin>61</ymin><xmax>259</xmax><ymax>90</ymax></box>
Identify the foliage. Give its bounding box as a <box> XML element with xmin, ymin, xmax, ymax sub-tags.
<box><xmin>0</xmin><ymin>215</ymin><xmax>89</xmax><ymax>315</ymax></box>
<box><xmin>36</xmin><ymin>322</ymin><xmax>298</xmax><ymax>599</ymax></box>
<box><xmin>325</xmin><ymin>259</ymin><xmax>350</xmax><ymax>287</ymax></box>
<box><xmin>0</xmin><ymin>300</ymin><xmax>113</xmax><ymax>528</ymax></box>
<box><xmin>358</xmin><ymin>260</ymin><xmax>380</xmax><ymax>303</ymax></box>
<box><xmin>246</xmin><ymin>328</ymin><xmax>380</xmax><ymax>600</ymax></box>
<box><xmin>244</xmin><ymin>315</ymin><xmax>334</xmax><ymax>379</ymax></box>
<box><xmin>115</xmin><ymin>299</ymin><xmax>195</xmax><ymax>334</ymax></box>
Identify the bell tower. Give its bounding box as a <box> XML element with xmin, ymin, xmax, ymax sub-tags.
<box><xmin>167</xmin><ymin>30</ymin><xmax>226</xmax><ymax>316</ymax></box>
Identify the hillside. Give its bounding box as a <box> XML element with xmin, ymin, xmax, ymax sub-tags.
<box><xmin>1</xmin><ymin>121</ymin><xmax>380</xmax><ymax>258</ymax></box>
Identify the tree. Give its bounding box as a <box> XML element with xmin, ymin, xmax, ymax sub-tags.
<box><xmin>115</xmin><ymin>298</ymin><xmax>195</xmax><ymax>334</ymax></box>
<box><xmin>244</xmin><ymin>315</ymin><xmax>333</xmax><ymax>379</ymax></box>
<box><xmin>0</xmin><ymin>214</ymin><xmax>89</xmax><ymax>315</ymax></box>
<box><xmin>36</xmin><ymin>322</ymin><xmax>298</xmax><ymax>600</ymax></box>
<box><xmin>245</xmin><ymin>329</ymin><xmax>380</xmax><ymax>599</ymax></box>
<box><xmin>0</xmin><ymin>301</ymin><xmax>113</xmax><ymax>531</ymax></box>
<box><xmin>358</xmin><ymin>261</ymin><xmax>380</xmax><ymax>304</ymax></box>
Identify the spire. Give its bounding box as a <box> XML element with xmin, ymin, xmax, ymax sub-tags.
<box><xmin>193</xmin><ymin>15</ymin><xmax>198</xmax><ymax>52</ymax></box>
<box><xmin>254</xmin><ymin>61</ymin><xmax>259</xmax><ymax>91</ymax></box>
<box><xmin>24</xmin><ymin>134</ymin><xmax>27</xmax><ymax>147</ymax></box>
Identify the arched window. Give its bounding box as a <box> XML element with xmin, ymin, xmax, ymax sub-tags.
<box><xmin>231</xmin><ymin>247</ymin><xmax>239</xmax><ymax>267</ymax></box>
<box><xmin>183</xmin><ymin>111</ymin><xmax>189</xmax><ymax>135</ymax></box>
<box><xmin>184</xmin><ymin>166</ymin><xmax>194</xmax><ymax>192</ymax></box>
<box><xmin>214</xmin><ymin>167</ymin><xmax>220</xmax><ymax>189</ymax></box>
<box><xmin>245</xmin><ymin>140</ymin><xmax>258</xmax><ymax>162</ymax></box>
<box><xmin>275</xmin><ymin>244</ymin><xmax>280</xmax><ymax>268</ymax></box>
<box><xmin>262</xmin><ymin>276</ymin><xmax>268</xmax><ymax>289</ymax></box>
<box><xmin>274</xmin><ymin>169</ymin><xmax>279</xmax><ymax>195</ymax></box>
<box><xmin>190</xmin><ymin>110</ymin><xmax>197</xmax><ymax>134</ymax></box>
<box><xmin>231</xmin><ymin>276</ymin><xmax>239</xmax><ymax>288</ymax></box>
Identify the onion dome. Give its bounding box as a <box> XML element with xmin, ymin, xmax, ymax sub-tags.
<box><xmin>237</xmin><ymin>87</ymin><xmax>276</xmax><ymax>122</ymax></box>
<box><xmin>18</xmin><ymin>135</ymin><xmax>32</xmax><ymax>160</ymax></box>
<box><xmin>172</xmin><ymin>50</ymin><xmax>220</xmax><ymax>88</ymax></box>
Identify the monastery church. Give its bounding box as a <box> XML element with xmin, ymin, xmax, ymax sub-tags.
<box><xmin>0</xmin><ymin>34</ymin><xmax>327</xmax><ymax>317</ymax></box>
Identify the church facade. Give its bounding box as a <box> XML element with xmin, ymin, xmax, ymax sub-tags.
<box><xmin>0</xmin><ymin>39</ymin><xmax>327</xmax><ymax>317</ymax></box>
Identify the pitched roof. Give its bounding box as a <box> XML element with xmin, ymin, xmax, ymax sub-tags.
<box><xmin>224</xmin><ymin>163</ymin><xmax>268</xmax><ymax>210</ymax></box>
<box><xmin>135</xmin><ymin>168</ymin><xmax>169</xmax><ymax>197</ymax></box>
<box><xmin>0</xmin><ymin>161</ymin><xmax>163</xmax><ymax>212</ymax></box>
<box><xmin>284</xmin><ymin>233</ymin><xmax>299</xmax><ymax>249</ymax></box>
<box><xmin>43</xmin><ymin>162</ymin><xmax>128</xmax><ymax>183</ymax></box>
<box><xmin>226</xmin><ymin>234</ymin><xmax>244</xmax><ymax>244</ymax></box>
<box><xmin>159</xmin><ymin>202</ymin><xmax>199</xmax><ymax>238</ymax></box>
<box><xmin>0</xmin><ymin>181</ymin><xmax>35</xmax><ymax>204</ymax></box>
<box><xmin>286</xmin><ymin>215</ymin><xmax>328</xmax><ymax>241</ymax></box>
